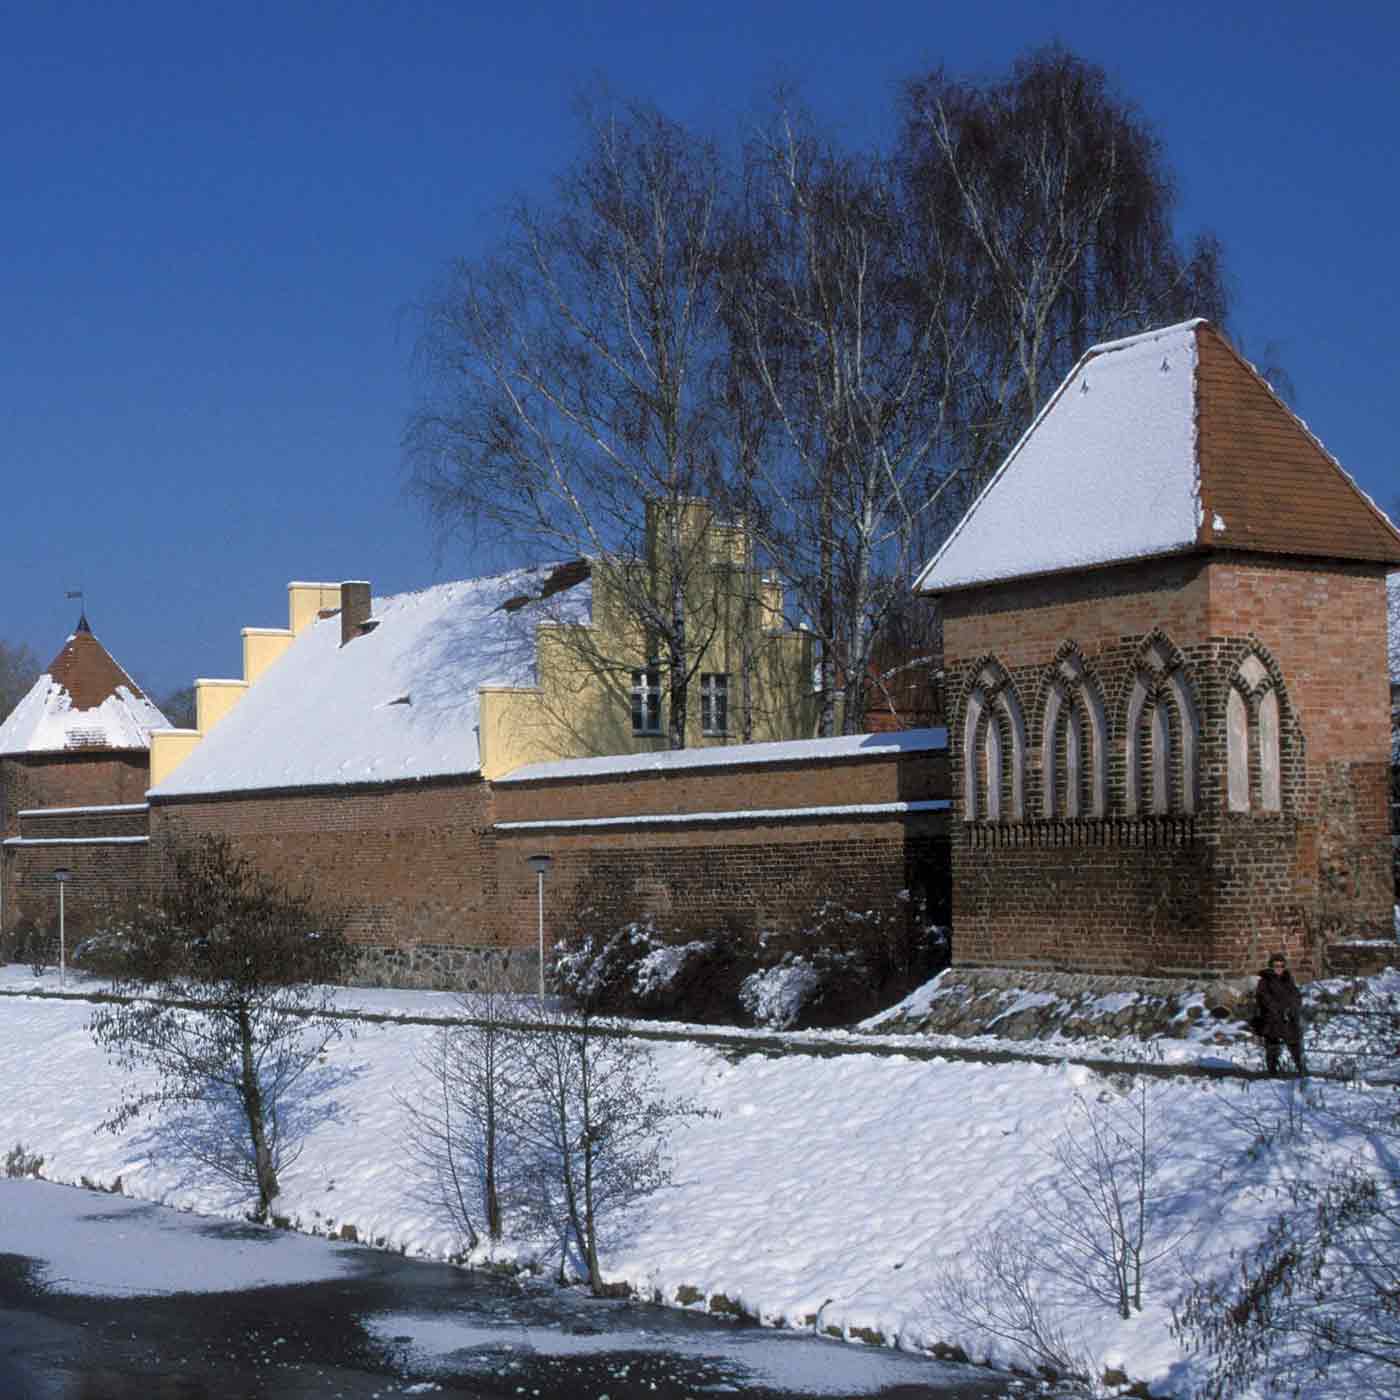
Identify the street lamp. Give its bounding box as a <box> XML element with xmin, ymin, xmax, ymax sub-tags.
<box><xmin>525</xmin><ymin>854</ymin><xmax>554</xmax><ymax>1002</ymax></box>
<box><xmin>53</xmin><ymin>868</ymin><xmax>71</xmax><ymax>990</ymax></box>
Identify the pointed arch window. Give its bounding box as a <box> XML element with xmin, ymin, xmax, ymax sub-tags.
<box><xmin>1125</xmin><ymin>637</ymin><xmax>1199</xmax><ymax>816</ymax></box>
<box><xmin>1227</xmin><ymin>653</ymin><xmax>1284</xmax><ymax>813</ymax></box>
<box><xmin>1041</xmin><ymin>650</ymin><xmax>1108</xmax><ymax>818</ymax></box>
<box><xmin>963</xmin><ymin>660</ymin><xmax>1026</xmax><ymax>822</ymax></box>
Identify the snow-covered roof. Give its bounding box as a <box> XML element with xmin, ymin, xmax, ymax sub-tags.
<box><xmin>150</xmin><ymin>566</ymin><xmax>591</xmax><ymax>799</ymax></box>
<box><xmin>0</xmin><ymin>624</ymin><xmax>170</xmax><ymax>755</ymax></box>
<box><xmin>919</xmin><ymin>322</ymin><xmax>1203</xmax><ymax>592</ymax></box>
<box><xmin>497</xmin><ymin>728</ymin><xmax>947</xmax><ymax>785</ymax></box>
<box><xmin>918</xmin><ymin>319</ymin><xmax>1400</xmax><ymax>594</ymax></box>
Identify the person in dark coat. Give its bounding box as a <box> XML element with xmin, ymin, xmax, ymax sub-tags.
<box><xmin>1254</xmin><ymin>953</ymin><xmax>1307</xmax><ymax>1076</ymax></box>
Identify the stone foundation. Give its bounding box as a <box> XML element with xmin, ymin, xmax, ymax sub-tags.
<box><xmin>872</xmin><ymin>966</ymin><xmax>1258</xmax><ymax>1042</ymax></box>
<box><xmin>348</xmin><ymin>942</ymin><xmax>540</xmax><ymax>993</ymax></box>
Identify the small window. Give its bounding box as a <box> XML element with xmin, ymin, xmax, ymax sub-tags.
<box><xmin>701</xmin><ymin>673</ymin><xmax>729</xmax><ymax>735</ymax></box>
<box><xmin>631</xmin><ymin>666</ymin><xmax>662</xmax><ymax>734</ymax></box>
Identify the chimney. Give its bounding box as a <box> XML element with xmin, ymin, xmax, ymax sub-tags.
<box><xmin>340</xmin><ymin>581</ymin><xmax>373</xmax><ymax>646</ymax></box>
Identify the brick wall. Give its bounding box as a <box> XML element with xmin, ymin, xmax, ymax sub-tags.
<box><xmin>496</xmin><ymin>748</ymin><xmax>948</xmax><ymax>824</ymax></box>
<box><xmin>2</xmin><ymin>830</ymin><xmax>155</xmax><ymax>941</ymax></box>
<box><xmin>494</xmin><ymin>746</ymin><xmax>949</xmax><ymax>949</ymax></box>
<box><xmin>940</xmin><ymin>554</ymin><xmax>1394</xmax><ymax>976</ymax></box>
<box><xmin>142</xmin><ymin>746</ymin><xmax>948</xmax><ymax>971</ymax></box>
<box><xmin>1</xmin><ymin>752</ymin><xmax>156</xmax><ymax>942</ymax></box>
<box><xmin>149</xmin><ymin>776</ymin><xmax>500</xmax><ymax>947</ymax></box>
<box><xmin>1</xmin><ymin>751</ymin><xmax>151</xmax><ymax>835</ymax></box>
<box><xmin>953</xmin><ymin>821</ymin><xmax>1214</xmax><ymax>971</ymax></box>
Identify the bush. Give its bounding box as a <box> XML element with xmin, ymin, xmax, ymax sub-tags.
<box><xmin>552</xmin><ymin>889</ymin><xmax>947</xmax><ymax>1028</ymax></box>
<box><xmin>555</xmin><ymin>917</ymin><xmax>745</xmax><ymax>1019</ymax></box>
<box><xmin>739</xmin><ymin>955</ymin><xmax>827</xmax><ymax>1030</ymax></box>
<box><xmin>5</xmin><ymin>1142</ymin><xmax>44</xmax><ymax>1179</ymax></box>
<box><xmin>90</xmin><ymin>835</ymin><xmax>356</xmax><ymax>1221</ymax></box>
<box><xmin>10</xmin><ymin>923</ymin><xmax>55</xmax><ymax>977</ymax></box>
<box><xmin>70</xmin><ymin>924</ymin><xmax>138</xmax><ymax>976</ymax></box>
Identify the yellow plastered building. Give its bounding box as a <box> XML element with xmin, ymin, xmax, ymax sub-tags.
<box><xmin>478</xmin><ymin>501</ymin><xmax>817</xmax><ymax>778</ymax></box>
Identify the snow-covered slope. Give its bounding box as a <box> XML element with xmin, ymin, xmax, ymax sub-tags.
<box><xmin>5</xmin><ymin>967</ymin><xmax>1397</xmax><ymax>1395</ymax></box>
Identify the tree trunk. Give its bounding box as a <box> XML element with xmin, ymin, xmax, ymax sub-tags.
<box><xmin>578</xmin><ymin>1040</ymin><xmax>603</xmax><ymax>1293</ymax></box>
<box><xmin>818</xmin><ymin>473</ymin><xmax>836</xmax><ymax>737</ymax></box>
<box><xmin>236</xmin><ymin>1004</ymin><xmax>278</xmax><ymax>1219</ymax></box>
<box><xmin>483</xmin><ymin>1059</ymin><xmax>502</xmax><ymax>1241</ymax></box>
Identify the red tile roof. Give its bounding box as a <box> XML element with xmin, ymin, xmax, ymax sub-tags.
<box><xmin>46</xmin><ymin>625</ymin><xmax>150</xmax><ymax>713</ymax></box>
<box><xmin>1195</xmin><ymin>325</ymin><xmax>1400</xmax><ymax>564</ymax></box>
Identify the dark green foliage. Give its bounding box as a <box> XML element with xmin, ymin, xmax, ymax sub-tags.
<box><xmin>4</xmin><ymin>1143</ymin><xmax>44</xmax><ymax>1179</ymax></box>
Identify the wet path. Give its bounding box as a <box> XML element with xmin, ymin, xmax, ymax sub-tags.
<box><xmin>0</xmin><ymin>1183</ymin><xmax>1019</xmax><ymax>1399</ymax></box>
<box><xmin>0</xmin><ymin>983</ymin><xmax>1270</xmax><ymax>1083</ymax></box>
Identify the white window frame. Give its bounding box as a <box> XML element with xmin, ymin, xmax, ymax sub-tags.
<box><xmin>700</xmin><ymin>672</ymin><xmax>729</xmax><ymax>736</ymax></box>
<box><xmin>631</xmin><ymin>665</ymin><xmax>662</xmax><ymax>735</ymax></box>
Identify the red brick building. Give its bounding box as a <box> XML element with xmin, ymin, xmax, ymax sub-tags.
<box><xmin>143</xmin><ymin>569</ymin><xmax>947</xmax><ymax>984</ymax></box>
<box><xmin>917</xmin><ymin>320</ymin><xmax>1400</xmax><ymax>978</ymax></box>
<box><xmin>0</xmin><ymin>617</ymin><xmax>169</xmax><ymax>938</ymax></box>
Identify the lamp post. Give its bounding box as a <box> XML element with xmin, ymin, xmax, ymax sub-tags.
<box><xmin>525</xmin><ymin>854</ymin><xmax>553</xmax><ymax>1003</ymax></box>
<box><xmin>53</xmin><ymin>868</ymin><xmax>71</xmax><ymax>989</ymax></box>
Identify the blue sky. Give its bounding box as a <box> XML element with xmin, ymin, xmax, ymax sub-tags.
<box><xmin>4</xmin><ymin>0</ymin><xmax>1397</xmax><ymax>700</ymax></box>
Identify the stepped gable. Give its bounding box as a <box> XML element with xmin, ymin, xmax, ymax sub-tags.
<box><xmin>148</xmin><ymin>564</ymin><xmax>592</xmax><ymax>799</ymax></box>
<box><xmin>917</xmin><ymin>319</ymin><xmax>1400</xmax><ymax>595</ymax></box>
<box><xmin>0</xmin><ymin>616</ymin><xmax>170</xmax><ymax>755</ymax></box>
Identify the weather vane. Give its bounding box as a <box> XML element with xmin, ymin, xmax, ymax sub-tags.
<box><xmin>66</xmin><ymin>589</ymin><xmax>89</xmax><ymax>632</ymax></box>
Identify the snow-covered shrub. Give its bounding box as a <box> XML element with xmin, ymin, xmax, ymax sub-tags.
<box><xmin>554</xmin><ymin>914</ymin><xmax>743</xmax><ymax>1019</ymax></box>
<box><xmin>553</xmin><ymin>920</ymin><xmax>660</xmax><ymax>1012</ymax></box>
<box><xmin>632</xmin><ymin>939</ymin><xmax>712</xmax><ymax>1006</ymax></box>
<box><xmin>800</xmin><ymin>892</ymin><xmax>948</xmax><ymax>991</ymax></box>
<box><xmin>739</xmin><ymin>956</ymin><xmax>823</xmax><ymax>1030</ymax></box>
<box><xmin>4</xmin><ymin>1142</ymin><xmax>44</xmax><ymax>1179</ymax></box>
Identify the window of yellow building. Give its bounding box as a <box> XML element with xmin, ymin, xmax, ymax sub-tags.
<box><xmin>701</xmin><ymin>673</ymin><xmax>729</xmax><ymax>736</ymax></box>
<box><xmin>631</xmin><ymin>666</ymin><xmax>662</xmax><ymax>734</ymax></box>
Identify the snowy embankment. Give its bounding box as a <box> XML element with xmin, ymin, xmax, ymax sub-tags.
<box><xmin>0</xmin><ymin>965</ymin><xmax>1389</xmax><ymax>1396</ymax></box>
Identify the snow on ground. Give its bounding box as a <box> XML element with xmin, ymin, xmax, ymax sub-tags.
<box><xmin>0</xmin><ymin>964</ymin><xmax>1389</xmax><ymax>1396</ymax></box>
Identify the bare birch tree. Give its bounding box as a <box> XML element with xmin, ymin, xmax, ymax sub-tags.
<box><xmin>408</xmin><ymin>100</ymin><xmax>737</xmax><ymax>749</ymax></box>
<box><xmin>401</xmin><ymin>967</ymin><xmax>525</xmax><ymax>1250</ymax></box>
<box><xmin>509</xmin><ymin>1008</ymin><xmax>708</xmax><ymax>1292</ymax></box>
<box><xmin>0</xmin><ymin>640</ymin><xmax>40</xmax><ymax>721</ymax></box>
<box><xmin>898</xmin><ymin>45</ymin><xmax>1230</xmax><ymax>505</ymax></box>
<box><xmin>724</xmin><ymin>109</ymin><xmax>969</xmax><ymax>733</ymax></box>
